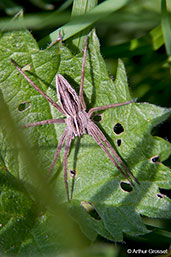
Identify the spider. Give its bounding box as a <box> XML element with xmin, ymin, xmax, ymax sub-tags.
<box><xmin>11</xmin><ymin>36</ymin><xmax>137</xmax><ymax>201</ymax></box>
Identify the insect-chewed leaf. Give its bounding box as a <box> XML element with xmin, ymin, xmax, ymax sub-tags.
<box><xmin>0</xmin><ymin>25</ymin><xmax>171</xmax><ymax>252</ymax></box>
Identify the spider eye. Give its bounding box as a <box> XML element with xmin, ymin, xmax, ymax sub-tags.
<box><xmin>113</xmin><ymin>123</ymin><xmax>124</xmax><ymax>134</ymax></box>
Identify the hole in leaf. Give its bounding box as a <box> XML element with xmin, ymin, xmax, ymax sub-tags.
<box><xmin>70</xmin><ymin>169</ymin><xmax>76</xmax><ymax>178</ymax></box>
<box><xmin>159</xmin><ymin>188</ymin><xmax>171</xmax><ymax>199</ymax></box>
<box><xmin>93</xmin><ymin>114</ymin><xmax>102</xmax><ymax>122</ymax></box>
<box><xmin>18</xmin><ymin>101</ymin><xmax>31</xmax><ymax>112</ymax></box>
<box><xmin>150</xmin><ymin>155</ymin><xmax>160</xmax><ymax>163</ymax></box>
<box><xmin>117</xmin><ymin>139</ymin><xmax>122</xmax><ymax>146</ymax></box>
<box><xmin>81</xmin><ymin>201</ymin><xmax>101</xmax><ymax>220</ymax></box>
<box><xmin>156</xmin><ymin>193</ymin><xmax>164</xmax><ymax>199</ymax></box>
<box><xmin>113</xmin><ymin>123</ymin><xmax>124</xmax><ymax>134</ymax></box>
<box><xmin>120</xmin><ymin>181</ymin><xmax>133</xmax><ymax>192</ymax></box>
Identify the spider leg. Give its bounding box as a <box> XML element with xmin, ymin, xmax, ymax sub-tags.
<box><xmin>79</xmin><ymin>36</ymin><xmax>89</xmax><ymax>110</ymax></box>
<box><xmin>88</xmin><ymin>100</ymin><xmax>135</xmax><ymax>118</ymax></box>
<box><xmin>11</xmin><ymin>59</ymin><xmax>65</xmax><ymax>115</ymax></box>
<box><xmin>48</xmin><ymin>128</ymin><xmax>68</xmax><ymax>175</ymax></box>
<box><xmin>93</xmin><ymin>122</ymin><xmax>137</xmax><ymax>183</ymax></box>
<box><xmin>47</xmin><ymin>30</ymin><xmax>63</xmax><ymax>49</ymax></box>
<box><xmin>87</xmin><ymin>121</ymin><xmax>137</xmax><ymax>185</ymax></box>
<box><xmin>23</xmin><ymin>118</ymin><xmax>65</xmax><ymax>128</ymax></box>
<box><xmin>63</xmin><ymin>135</ymin><xmax>72</xmax><ymax>201</ymax></box>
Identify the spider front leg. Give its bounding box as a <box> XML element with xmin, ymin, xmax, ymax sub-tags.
<box><xmin>23</xmin><ymin>118</ymin><xmax>65</xmax><ymax>128</ymax></box>
<box><xmin>63</xmin><ymin>135</ymin><xmax>72</xmax><ymax>201</ymax></box>
<box><xmin>79</xmin><ymin>36</ymin><xmax>89</xmax><ymax>110</ymax></box>
<box><xmin>10</xmin><ymin>59</ymin><xmax>65</xmax><ymax>115</ymax></box>
<box><xmin>88</xmin><ymin>100</ymin><xmax>135</xmax><ymax>118</ymax></box>
<box><xmin>48</xmin><ymin>127</ymin><xmax>68</xmax><ymax>175</ymax></box>
<box><xmin>47</xmin><ymin>30</ymin><xmax>63</xmax><ymax>49</ymax></box>
<box><xmin>77</xmin><ymin>35</ymin><xmax>135</xmax><ymax>116</ymax></box>
<box><xmin>22</xmin><ymin>118</ymin><xmax>66</xmax><ymax>175</ymax></box>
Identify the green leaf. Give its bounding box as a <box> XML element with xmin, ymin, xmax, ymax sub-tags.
<box><xmin>0</xmin><ymin>25</ymin><xmax>171</xmax><ymax>250</ymax></box>
<box><xmin>161</xmin><ymin>0</ymin><xmax>171</xmax><ymax>56</ymax></box>
<box><xmin>150</xmin><ymin>25</ymin><xmax>164</xmax><ymax>51</ymax></box>
<box><xmin>0</xmin><ymin>155</ymin><xmax>78</xmax><ymax>255</ymax></box>
<box><xmin>70</xmin><ymin>0</ymin><xmax>98</xmax><ymax>49</ymax></box>
<box><xmin>0</xmin><ymin>94</ymin><xmax>86</xmax><ymax>255</ymax></box>
<box><xmin>38</xmin><ymin>0</ymin><xmax>130</xmax><ymax>47</ymax></box>
<box><xmin>0</xmin><ymin>156</ymin><xmax>37</xmax><ymax>255</ymax></box>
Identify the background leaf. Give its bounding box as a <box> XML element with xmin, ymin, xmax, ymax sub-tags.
<box><xmin>161</xmin><ymin>0</ymin><xmax>171</xmax><ymax>56</ymax></box>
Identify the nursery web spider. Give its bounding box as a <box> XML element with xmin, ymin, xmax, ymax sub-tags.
<box><xmin>11</xmin><ymin>36</ymin><xmax>137</xmax><ymax>201</ymax></box>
